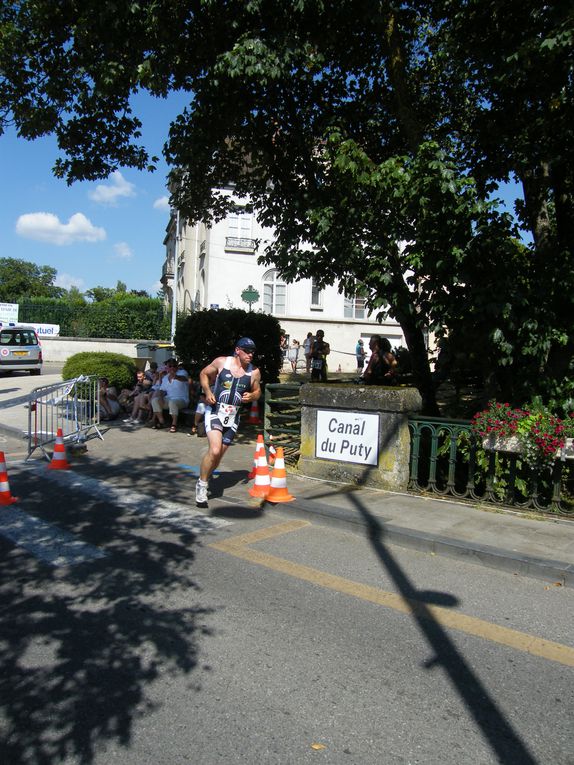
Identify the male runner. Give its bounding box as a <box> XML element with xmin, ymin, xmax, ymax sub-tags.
<box><xmin>196</xmin><ymin>337</ymin><xmax>262</xmax><ymax>506</ymax></box>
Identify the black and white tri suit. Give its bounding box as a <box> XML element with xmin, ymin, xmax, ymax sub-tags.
<box><xmin>205</xmin><ymin>356</ymin><xmax>255</xmax><ymax>445</ymax></box>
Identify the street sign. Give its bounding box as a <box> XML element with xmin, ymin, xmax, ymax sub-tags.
<box><xmin>241</xmin><ymin>285</ymin><xmax>260</xmax><ymax>310</ymax></box>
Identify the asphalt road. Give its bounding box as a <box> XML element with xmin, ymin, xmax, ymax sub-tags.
<box><xmin>0</xmin><ymin>459</ymin><xmax>572</xmax><ymax>764</ymax></box>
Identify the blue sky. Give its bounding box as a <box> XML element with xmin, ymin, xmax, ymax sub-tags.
<box><xmin>1</xmin><ymin>89</ymin><xmax>527</xmax><ymax>298</ymax></box>
<box><xmin>0</xmin><ymin>92</ymin><xmax>192</xmax><ymax>296</ymax></box>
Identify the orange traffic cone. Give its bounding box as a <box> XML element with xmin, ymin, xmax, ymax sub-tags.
<box><xmin>0</xmin><ymin>451</ymin><xmax>18</xmax><ymax>505</ymax></box>
<box><xmin>247</xmin><ymin>400</ymin><xmax>262</xmax><ymax>425</ymax></box>
<box><xmin>266</xmin><ymin>447</ymin><xmax>295</xmax><ymax>503</ymax></box>
<box><xmin>248</xmin><ymin>434</ymin><xmax>264</xmax><ymax>480</ymax></box>
<box><xmin>47</xmin><ymin>428</ymin><xmax>72</xmax><ymax>470</ymax></box>
<box><xmin>249</xmin><ymin>438</ymin><xmax>271</xmax><ymax>498</ymax></box>
<box><xmin>268</xmin><ymin>435</ymin><xmax>277</xmax><ymax>467</ymax></box>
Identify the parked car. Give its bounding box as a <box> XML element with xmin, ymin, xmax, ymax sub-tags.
<box><xmin>0</xmin><ymin>323</ymin><xmax>42</xmax><ymax>375</ymax></box>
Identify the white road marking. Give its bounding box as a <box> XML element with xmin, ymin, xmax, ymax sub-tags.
<box><xmin>0</xmin><ymin>505</ymin><xmax>107</xmax><ymax>567</ymax></box>
<box><xmin>30</xmin><ymin>464</ymin><xmax>233</xmax><ymax>534</ymax></box>
<box><xmin>0</xmin><ymin>465</ymin><xmax>232</xmax><ymax>567</ymax></box>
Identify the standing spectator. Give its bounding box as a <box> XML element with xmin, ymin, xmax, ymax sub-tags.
<box><xmin>310</xmin><ymin>329</ymin><xmax>330</xmax><ymax>382</ymax></box>
<box><xmin>288</xmin><ymin>339</ymin><xmax>300</xmax><ymax>373</ymax></box>
<box><xmin>303</xmin><ymin>332</ymin><xmax>314</xmax><ymax>373</ymax></box>
<box><xmin>362</xmin><ymin>335</ymin><xmax>398</xmax><ymax>385</ymax></box>
<box><xmin>150</xmin><ymin>358</ymin><xmax>190</xmax><ymax>432</ymax></box>
<box><xmin>195</xmin><ymin>337</ymin><xmax>261</xmax><ymax>507</ymax></box>
<box><xmin>280</xmin><ymin>333</ymin><xmax>288</xmax><ymax>367</ymax></box>
<box><xmin>355</xmin><ymin>339</ymin><xmax>366</xmax><ymax>374</ymax></box>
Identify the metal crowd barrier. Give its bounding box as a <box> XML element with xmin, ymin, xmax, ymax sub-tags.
<box><xmin>27</xmin><ymin>375</ymin><xmax>104</xmax><ymax>460</ymax></box>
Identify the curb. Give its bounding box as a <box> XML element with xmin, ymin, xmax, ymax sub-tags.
<box><xmin>272</xmin><ymin>496</ymin><xmax>574</xmax><ymax>587</ymax></box>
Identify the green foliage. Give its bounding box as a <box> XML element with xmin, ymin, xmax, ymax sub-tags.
<box><xmin>18</xmin><ymin>298</ymin><xmax>168</xmax><ymax>339</ymax></box>
<box><xmin>174</xmin><ymin>309</ymin><xmax>282</xmax><ymax>384</ymax></box>
<box><xmin>0</xmin><ymin>258</ymin><xmax>64</xmax><ymax>301</ymax></box>
<box><xmin>62</xmin><ymin>352</ymin><xmax>136</xmax><ymax>390</ymax></box>
<box><xmin>1</xmin><ymin>1</ymin><xmax>572</xmax><ymax>413</ymax></box>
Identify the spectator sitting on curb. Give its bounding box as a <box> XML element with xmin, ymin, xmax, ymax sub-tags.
<box><xmin>150</xmin><ymin>358</ymin><xmax>190</xmax><ymax>432</ymax></box>
<box><xmin>99</xmin><ymin>377</ymin><xmax>121</xmax><ymax>421</ymax></box>
<box><xmin>119</xmin><ymin>369</ymin><xmax>147</xmax><ymax>413</ymax></box>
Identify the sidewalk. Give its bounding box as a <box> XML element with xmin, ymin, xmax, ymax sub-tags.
<box><xmin>1</xmin><ymin>370</ymin><xmax>573</xmax><ymax>586</ymax></box>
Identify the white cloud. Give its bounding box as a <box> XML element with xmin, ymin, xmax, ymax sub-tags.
<box><xmin>113</xmin><ymin>241</ymin><xmax>134</xmax><ymax>260</ymax></box>
<box><xmin>15</xmin><ymin>212</ymin><xmax>106</xmax><ymax>245</ymax></box>
<box><xmin>153</xmin><ymin>196</ymin><xmax>170</xmax><ymax>212</ymax></box>
<box><xmin>54</xmin><ymin>273</ymin><xmax>85</xmax><ymax>291</ymax></box>
<box><xmin>150</xmin><ymin>280</ymin><xmax>163</xmax><ymax>295</ymax></box>
<box><xmin>89</xmin><ymin>171</ymin><xmax>136</xmax><ymax>206</ymax></box>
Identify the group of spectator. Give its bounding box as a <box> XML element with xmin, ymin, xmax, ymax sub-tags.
<box><xmin>99</xmin><ymin>357</ymin><xmax>192</xmax><ymax>434</ymax></box>
<box><xmin>280</xmin><ymin>329</ymin><xmax>397</xmax><ymax>384</ymax></box>
<box><xmin>281</xmin><ymin>330</ymin><xmax>330</xmax><ymax>379</ymax></box>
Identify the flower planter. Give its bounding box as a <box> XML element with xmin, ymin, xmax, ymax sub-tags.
<box><xmin>560</xmin><ymin>437</ymin><xmax>574</xmax><ymax>460</ymax></box>
<box><xmin>483</xmin><ymin>435</ymin><xmax>574</xmax><ymax>460</ymax></box>
<box><xmin>482</xmin><ymin>435</ymin><xmax>522</xmax><ymax>453</ymax></box>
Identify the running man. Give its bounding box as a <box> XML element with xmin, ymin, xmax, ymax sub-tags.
<box><xmin>196</xmin><ymin>337</ymin><xmax>262</xmax><ymax>506</ymax></box>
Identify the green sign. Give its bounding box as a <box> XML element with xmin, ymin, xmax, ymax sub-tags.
<box><xmin>241</xmin><ymin>285</ymin><xmax>260</xmax><ymax>310</ymax></box>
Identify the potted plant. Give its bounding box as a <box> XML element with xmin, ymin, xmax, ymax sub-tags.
<box><xmin>471</xmin><ymin>401</ymin><xmax>574</xmax><ymax>469</ymax></box>
<box><xmin>471</xmin><ymin>401</ymin><xmax>525</xmax><ymax>453</ymax></box>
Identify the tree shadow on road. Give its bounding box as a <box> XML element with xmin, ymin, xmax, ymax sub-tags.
<box><xmin>344</xmin><ymin>489</ymin><xmax>538</xmax><ymax>765</ymax></box>
<box><xmin>0</xmin><ymin>461</ymin><xmax>216</xmax><ymax>764</ymax></box>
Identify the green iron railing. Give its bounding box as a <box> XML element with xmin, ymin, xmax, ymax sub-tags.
<box><xmin>261</xmin><ymin>386</ymin><xmax>574</xmax><ymax>515</ymax></box>
<box><xmin>263</xmin><ymin>383</ymin><xmax>302</xmax><ymax>464</ymax></box>
<box><xmin>408</xmin><ymin>415</ymin><xmax>574</xmax><ymax>515</ymax></box>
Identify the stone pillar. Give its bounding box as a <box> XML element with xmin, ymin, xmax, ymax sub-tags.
<box><xmin>298</xmin><ymin>384</ymin><xmax>422</xmax><ymax>491</ymax></box>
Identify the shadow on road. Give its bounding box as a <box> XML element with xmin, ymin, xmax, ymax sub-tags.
<box><xmin>0</xmin><ymin>457</ymin><xmax>214</xmax><ymax>764</ymax></box>
<box><xmin>346</xmin><ymin>489</ymin><xmax>538</xmax><ymax>765</ymax></box>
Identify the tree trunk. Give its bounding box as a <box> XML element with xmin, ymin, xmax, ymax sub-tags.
<box><xmin>397</xmin><ymin>314</ymin><xmax>439</xmax><ymax>416</ymax></box>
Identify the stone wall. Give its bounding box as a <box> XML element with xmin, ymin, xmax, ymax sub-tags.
<box><xmin>298</xmin><ymin>383</ymin><xmax>422</xmax><ymax>491</ymax></box>
<box><xmin>40</xmin><ymin>337</ymin><xmax>173</xmax><ymax>368</ymax></box>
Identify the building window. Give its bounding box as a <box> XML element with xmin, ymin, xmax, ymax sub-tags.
<box><xmin>344</xmin><ymin>295</ymin><xmax>366</xmax><ymax>319</ymax></box>
<box><xmin>228</xmin><ymin>211</ymin><xmax>252</xmax><ymax>238</ymax></box>
<box><xmin>225</xmin><ymin>211</ymin><xmax>256</xmax><ymax>252</ymax></box>
<box><xmin>263</xmin><ymin>269</ymin><xmax>287</xmax><ymax>315</ymax></box>
<box><xmin>310</xmin><ymin>277</ymin><xmax>323</xmax><ymax>309</ymax></box>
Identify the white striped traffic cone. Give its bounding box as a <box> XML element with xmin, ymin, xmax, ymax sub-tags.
<box><xmin>249</xmin><ymin>438</ymin><xmax>271</xmax><ymax>498</ymax></box>
<box><xmin>268</xmin><ymin>435</ymin><xmax>277</xmax><ymax>467</ymax></box>
<box><xmin>47</xmin><ymin>428</ymin><xmax>72</xmax><ymax>470</ymax></box>
<box><xmin>0</xmin><ymin>451</ymin><xmax>18</xmax><ymax>505</ymax></box>
<box><xmin>266</xmin><ymin>447</ymin><xmax>294</xmax><ymax>503</ymax></box>
<box><xmin>248</xmin><ymin>434</ymin><xmax>264</xmax><ymax>480</ymax></box>
<box><xmin>247</xmin><ymin>400</ymin><xmax>262</xmax><ymax>425</ymax></box>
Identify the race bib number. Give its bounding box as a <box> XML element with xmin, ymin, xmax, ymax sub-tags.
<box><xmin>311</xmin><ymin>358</ymin><xmax>324</xmax><ymax>370</ymax></box>
<box><xmin>217</xmin><ymin>403</ymin><xmax>238</xmax><ymax>427</ymax></box>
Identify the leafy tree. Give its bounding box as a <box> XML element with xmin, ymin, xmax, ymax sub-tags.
<box><xmin>85</xmin><ymin>286</ymin><xmax>116</xmax><ymax>303</ymax></box>
<box><xmin>0</xmin><ymin>257</ymin><xmax>64</xmax><ymax>301</ymax></box>
<box><xmin>1</xmin><ymin>1</ymin><xmax>571</xmax><ymax>411</ymax></box>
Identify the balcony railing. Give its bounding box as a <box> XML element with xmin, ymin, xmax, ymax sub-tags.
<box><xmin>225</xmin><ymin>237</ymin><xmax>257</xmax><ymax>253</ymax></box>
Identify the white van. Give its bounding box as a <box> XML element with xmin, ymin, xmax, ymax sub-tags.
<box><xmin>0</xmin><ymin>323</ymin><xmax>43</xmax><ymax>375</ymax></box>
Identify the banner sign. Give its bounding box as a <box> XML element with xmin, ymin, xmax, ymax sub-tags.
<box><xmin>0</xmin><ymin>303</ymin><xmax>18</xmax><ymax>323</ymax></box>
<box><xmin>315</xmin><ymin>410</ymin><xmax>379</xmax><ymax>466</ymax></box>
<box><xmin>32</xmin><ymin>324</ymin><xmax>60</xmax><ymax>337</ymax></box>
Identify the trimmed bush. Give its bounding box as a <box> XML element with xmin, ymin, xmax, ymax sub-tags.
<box><xmin>175</xmin><ymin>309</ymin><xmax>283</xmax><ymax>384</ymax></box>
<box><xmin>62</xmin><ymin>352</ymin><xmax>136</xmax><ymax>390</ymax></box>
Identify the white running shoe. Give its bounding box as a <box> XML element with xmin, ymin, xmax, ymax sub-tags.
<box><xmin>122</xmin><ymin>417</ymin><xmax>134</xmax><ymax>424</ymax></box>
<box><xmin>196</xmin><ymin>480</ymin><xmax>208</xmax><ymax>506</ymax></box>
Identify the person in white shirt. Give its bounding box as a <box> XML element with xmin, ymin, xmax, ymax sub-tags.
<box><xmin>150</xmin><ymin>358</ymin><xmax>190</xmax><ymax>432</ymax></box>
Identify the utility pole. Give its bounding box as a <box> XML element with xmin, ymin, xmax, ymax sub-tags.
<box><xmin>170</xmin><ymin>210</ymin><xmax>179</xmax><ymax>345</ymax></box>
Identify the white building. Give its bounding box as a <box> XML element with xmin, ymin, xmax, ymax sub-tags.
<box><xmin>161</xmin><ymin>187</ymin><xmax>405</xmax><ymax>373</ymax></box>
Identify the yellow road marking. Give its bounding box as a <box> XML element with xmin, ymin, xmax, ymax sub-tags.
<box><xmin>210</xmin><ymin>521</ymin><xmax>574</xmax><ymax>667</ymax></box>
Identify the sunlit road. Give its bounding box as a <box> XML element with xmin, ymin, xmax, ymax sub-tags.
<box><xmin>0</xmin><ymin>465</ymin><xmax>572</xmax><ymax>764</ymax></box>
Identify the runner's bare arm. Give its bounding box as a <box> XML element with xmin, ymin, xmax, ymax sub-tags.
<box><xmin>200</xmin><ymin>357</ymin><xmax>224</xmax><ymax>404</ymax></box>
<box><xmin>242</xmin><ymin>368</ymin><xmax>262</xmax><ymax>403</ymax></box>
